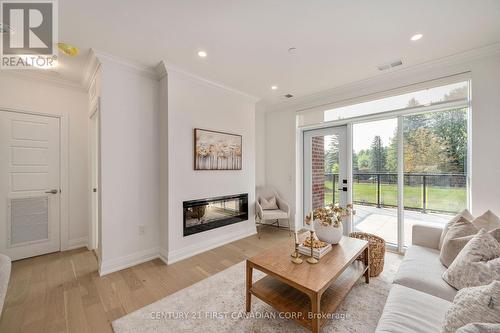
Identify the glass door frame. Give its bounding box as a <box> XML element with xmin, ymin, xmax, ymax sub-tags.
<box><xmin>302</xmin><ymin>125</ymin><xmax>351</xmax><ymax>234</ymax></box>
<box><xmin>299</xmin><ymin>98</ymin><xmax>471</xmax><ymax>253</ymax></box>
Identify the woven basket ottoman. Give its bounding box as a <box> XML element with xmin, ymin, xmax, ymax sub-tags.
<box><xmin>349</xmin><ymin>232</ymin><xmax>386</xmax><ymax>277</ymax></box>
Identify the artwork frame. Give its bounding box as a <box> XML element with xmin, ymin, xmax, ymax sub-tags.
<box><xmin>194</xmin><ymin>128</ymin><xmax>242</xmax><ymax>170</ymax></box>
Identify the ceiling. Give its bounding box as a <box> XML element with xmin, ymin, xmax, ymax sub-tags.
<box><xmin>46</xmin><ymin>1</ymin><xmax>500</xmax><ymax>104</ymax></box>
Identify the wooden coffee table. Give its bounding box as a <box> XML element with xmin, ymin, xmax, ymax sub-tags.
<box><xmin>246</xmin><ymin>236</ymin><xmax>369</xmax><ymax>333</ymax></box>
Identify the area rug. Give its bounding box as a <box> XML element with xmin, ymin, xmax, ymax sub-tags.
<box><xmin>113</xmin><ymin>253</ymin><xmax>401</xmax><ymax>333</ymax></box>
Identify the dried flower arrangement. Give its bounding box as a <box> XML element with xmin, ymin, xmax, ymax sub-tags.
<box><xmin>304</xmin><ymin>203</ymin><xmax>355</xmax><ymax>228</ymax></box>
<box><xmin>302</xmin><ymin>237</ymin><xmax>327</xmax><ymax>248</ymax></box>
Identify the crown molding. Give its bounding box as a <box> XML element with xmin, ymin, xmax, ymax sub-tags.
<box><xmin>154</xmin><ymin>60</ymin><xmax>168</xmax><ymax>80</ymax></box>
<box><xmin>163</xmin><ymin>63</ymin><xmax>260</xmax><ymax>103</ymax></box>
<box><xmin>91</xmin><ymin>49</ymin><xmax>158</xmax><ymax>81</ymax></box>
<box><xmin>82</xmin><ymin>49</ymin><xmax>101</xmax><ymax>91</ymax></box>
<box><xmin>267</xmin><ymin>42</ymin><xmax>500</xmax><ymax>113</ymax></box>
<box><xmin>0</xmin><ymin>69</ymin><xmax>85</xmax><ymax>92</ymax></box>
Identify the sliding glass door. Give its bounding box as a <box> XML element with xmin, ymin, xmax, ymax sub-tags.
<box><xmin>352</xmin><ymin>118</ymin><xmax>399</xmax><ymax>245</ymax></box>
<box><xmin>302</xmin><ymin>80</ymin><xmax>470</xmax><ymax>250</ymax></box>
<box><xmin>303</xmin><ymin>126</ymin><xmax>348</xmax><ymax>231</ymax></box>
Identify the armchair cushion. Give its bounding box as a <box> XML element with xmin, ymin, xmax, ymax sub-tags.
<box><xmin>260</xmin><ymin>196</ymin><xmax>279</xmax><ymax>210</ymax></box>
<box><xmin>261</xmin><ymin>209</ymin><xmax>288</xmax><ymax>220</ymax></box>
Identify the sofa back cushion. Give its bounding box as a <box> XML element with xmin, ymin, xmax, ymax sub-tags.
<box><xmin>442</xmin><ymin>281</ymin><xmax>500</xmax><ymax>333</ymax></box>
<box><xmin>472</xmin><ymin>210</ymin><xmax>500</xmax><ymax>231</ymax></box>
<box><xmin>440</xmin><ymin>217</ymin><xmax>478</xmax><ymax>267</ymax></box>
<box><xmin>442</xmin><ymin>229</ymin><xmax>500</xmax><ymax>290</ymax></box>
<box><xmin>439</xmin><ymin>209</ymin><xmax>474</xmax><ymax>250</ymax></box>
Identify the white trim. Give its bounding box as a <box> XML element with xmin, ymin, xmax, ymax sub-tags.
<box><xmin>397</xmin><ymin>116</ymin><xmax>404</xmax><ymax>253</ymax></box>
<box><xmin>164</xmin><ymin>64</ymin><xmax>260</xmax><ymax>102</ymax></box>
<box><xmin>92</xmin><ymin>49</ymin><xmax>159</xmax><ymax>80</ymax></box>
<box><xmin>99</xmin><ymin>247</ymin><xmax>160</xmax><ymax>276</ymax></box>
<box><xmin>167</xmin><ymin>226</ymin><xmax>257</xmax><ymax>264</ymax></box>
<box><xmin>59</xmin><ymin>114</ymin><xmax>70</xmax><ymax>250</ymax></box>
<box><xmin>67</xmin><ymin>237</ymin><xmax>88</xmax><ymax>250</ymax></box>
<box><xmin>0</xmin><ymin>107</ymin><xmax>70</xmax><ymax>253</ymax></box>
<box><xmin>82</xmin><ymin>49</ymin><xmax>101</xmax><ymax>90</ymax></box>
<box><xmin>268</xmin><ymin>42</ymin><xmax>500</xmax><ymax>113</ymax></box>
<box><xmin>0</xmin><ymin>70</ymin><xmax>85</xmax><ymax>92</ymax></box>
<box><xmin>158</xmin><ymin>247</ymin><xmax>168</xmax><ymax>265</ymax></box>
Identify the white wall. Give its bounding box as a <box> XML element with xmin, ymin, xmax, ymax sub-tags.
<box><xmin>166</xmin><ymin>69</ymin><xmax>257</xmax><ymax>264</ymax></box>
<box><xmin>255</xmin><ymin>101</ymin><xmax>267</xmax><ymax>187</ymax></box>
<box><xmin>263</xmin><ymin>51</ymin><xmax>500</xmax><ymax>227</ymax></box>
<box><xmin>98</xmin><ymin>57</ymin><xmax>161</xmax><ymax>274</ymax></box>
<box><xmin>0</xmin><ymin>74</ymin><xmax>89</xmax><ymax>248</ymax></box>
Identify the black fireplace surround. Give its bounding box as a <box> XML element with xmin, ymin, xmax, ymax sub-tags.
<box><xmin>183</xmin><ymin>193</ymin><xmax>248</xmax><ymax>236</ymax></box>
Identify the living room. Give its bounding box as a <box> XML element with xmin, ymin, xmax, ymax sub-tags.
<box><xmin>0</xmin><ymin>1</ymin><xmax>499</xmax><ymax>332</ymax></box>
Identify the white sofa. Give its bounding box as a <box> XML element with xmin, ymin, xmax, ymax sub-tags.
<box><xmin>376</xmin><ymin>224</ymin><xmax>456</xmax><ymax>333</ymax></box>
<box><xmin>0</xmin><ymin>254</ymin><xmax>11</xmax><ymax>316</ymax></box>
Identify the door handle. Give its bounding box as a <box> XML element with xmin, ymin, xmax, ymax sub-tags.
<box><xmin>45</xmin><ymin>189</ymin><xmax>59</xmax><ymax>194</ymax></box>
<box><xmin>337</xmin><ymin>187</ymin><xmax>348</xmax><ymax>192</ymax></box>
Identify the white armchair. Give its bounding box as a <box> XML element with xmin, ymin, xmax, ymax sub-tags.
<box><xmin>256</xmin><ymin>186</ymin><xmax>291</xmax><ymax>236</ymax></box>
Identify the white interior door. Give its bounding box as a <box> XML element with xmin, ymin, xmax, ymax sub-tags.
<box><xmin>303</xmin><ymin>126</ymin><xmax>348</xmax><ymax>230</ymax></box>
<box><xmin>0</xmin><ymin>111</ymin><xmax>60</xmax><ymax>260</ymax></box>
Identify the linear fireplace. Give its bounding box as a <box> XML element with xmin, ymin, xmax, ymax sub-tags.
<box><xmin>183</xmin><ymin>193</ymin><xmax>248</xmax><ymax>236</ymax></box>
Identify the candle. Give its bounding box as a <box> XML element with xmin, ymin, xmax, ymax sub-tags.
<box><xmin>310</xmin><ymin>210</ymin><xmax>315</xmax><ymax>231</ymax></box>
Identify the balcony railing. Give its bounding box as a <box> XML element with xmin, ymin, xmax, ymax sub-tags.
<box><xmin>324</xmin><ymin>172</ymin><xmax>467</xmax><ymax>214</ymax></box>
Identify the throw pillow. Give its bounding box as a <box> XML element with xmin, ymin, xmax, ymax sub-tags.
<box><xmin>439</xmin><ymin>209</ymin><xmax>474</xmax><ymax>249</ymax></box>
<box><xmin>260</xmin><ymin>196</ymin><xmax>278</xmax><ymax>210</ymax></box>
<box><xmin>442</xmin><ymin>281</ymin><xmax>500</xmax><ymax>333</ymax></box>
<box><xmin>442</xmin><ymin>229</ymin><xmax>500</xmax><ymax>289</ymax></box>
<box><xmin>472</xmin><ymin>210</ymin><xmax>500</xmax><ymax>231</ymax></box>
<box><xmin>456</xmin><ymin>323</ymin><xmax>500</xmax><ymax>333</ymax></box>
<box><xmin>440</xmin><ymin>217</ymin><xmax>479</xmax><ymax>267</ymax></box>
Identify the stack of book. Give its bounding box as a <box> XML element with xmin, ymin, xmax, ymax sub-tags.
<box><xmin>298</xmin><ymin>243</ymin><xmax>332</xmax><ymax>259</ymax></box>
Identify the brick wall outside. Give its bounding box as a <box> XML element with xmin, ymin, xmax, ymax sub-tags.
<box><xmin>311</xmin><ymin>136</ymin><xmax>325</xmax><ymax>210</ymax></box>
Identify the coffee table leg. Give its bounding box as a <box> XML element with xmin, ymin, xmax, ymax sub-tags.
<box><xmin>364</xmin><ymin>246</ymin><xmax>370</xmax><ymax>284</ymax></box>
<box><xmin>310</xmin><ymin>292</ymin><xmax>320</xmax><ymax>333</ymax></box>
<box><xmin>246</xmin><ymin>262</ymin><xmax>253</xmax><ymax>312</ymax></box>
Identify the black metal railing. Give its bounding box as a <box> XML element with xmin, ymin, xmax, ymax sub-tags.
<box><xmin>324</xmin><ymin>172</ymin><xmax>467</xmax><ymax>214</ymax></box>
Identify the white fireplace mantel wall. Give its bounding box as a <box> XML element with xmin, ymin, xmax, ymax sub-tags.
<box><xmin>163</xmin><ymin>66</ymin><xmax>258</xmax><ymax>264</ymax></box>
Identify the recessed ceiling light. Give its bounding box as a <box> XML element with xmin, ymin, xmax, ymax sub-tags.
<box><xmin>198</xmin><ymin>50</ymin><xmax>207</xmax><ymax>58</ymax></box>
<box><xmin>271</xmin><ymin>85</ymin><xmax>278</xmax><ymax>90</ymax></box>
<box><xmin>410</xmin><ymin>33</ymin><xmax>423</xmax><ymax>41</ymax></box>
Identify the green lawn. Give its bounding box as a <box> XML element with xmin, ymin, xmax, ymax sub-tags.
<box><xmin>324</xmin><ymin>180</ymin><xmax>466</xmax><ymax>213</ymax></box>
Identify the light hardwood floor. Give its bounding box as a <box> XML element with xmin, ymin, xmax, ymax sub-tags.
<box><xmin>0</xmin><ymin>228</ymin><xmax>291</xmax><ymax>333</ymax></box>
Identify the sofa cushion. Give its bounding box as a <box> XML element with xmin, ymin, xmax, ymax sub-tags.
<box><xmin>472</xmin><ymin>210</ymin><xmax>500</xmax><ymax>231</ymax></box>
<box><xmin>442</xmin><ymin>229</ymin><xmax>500</xmax><ymax>290</ymax></box>
<box><xmin>375</xmin><ymin>285</ymin><xmax>452</xmax><ymax>333</ymax></box>
<box><xmin>456</xmin><ymin>323</ymin><xmax>500</xmax><ymax>333</ymax></box>
<box><xmin>439</xmin><ymin>209</ymin><xmax>474</xmax><ymax>250</ymax></box>
<box><xmin>442</xmin><ymin>281</ymin><xmax>500</xmax><ymax>333</ymax></box>
<box><xmin>394</xmin><ymin>245</ymin><xmax>457</xmax><ymax>301</ymax></box>
<box><xmin>439</xmin><ymin>217</ymin><xmax>478</xmax><ymax>267</ymax></box>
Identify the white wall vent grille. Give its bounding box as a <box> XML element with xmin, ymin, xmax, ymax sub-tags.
<box><xmin>9</xmin><ymin>197</ymin><xmax>49</xmax><ymax>246</ymax></box>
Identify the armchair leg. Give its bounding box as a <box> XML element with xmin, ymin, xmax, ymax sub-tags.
<box><xmin>287</xmin><ymin>218</ymin><xmax>291</xmax><ymax>236</ymax></box>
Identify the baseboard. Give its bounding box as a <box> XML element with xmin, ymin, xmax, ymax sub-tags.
<box><xmin>167</xmin><ymin>226</ymin><xmax>257</xmax><ymax>264</ymax></box>
<box><xmin>158</xmin><ymin>247</ymin><xmax>168</xmax><ymax>265</ymax></box>
<box><xmin>67</xmin><ymin>236</ymin><xmax>88</xmax><ymax>250</ymax></box>
<box><xmin>99</xmin><ymin>247</ymin><xmax>160</xmax><ymax>276</ymax></box>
